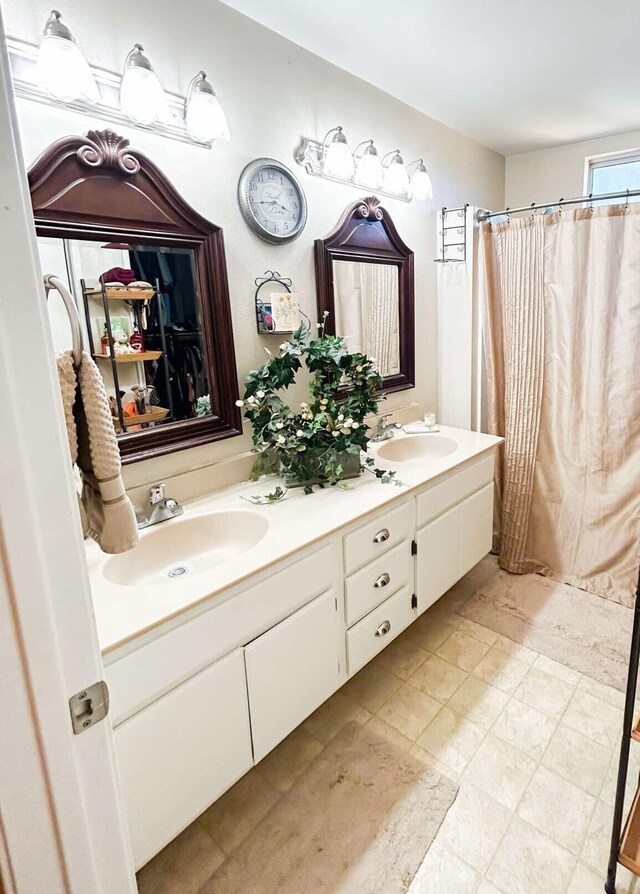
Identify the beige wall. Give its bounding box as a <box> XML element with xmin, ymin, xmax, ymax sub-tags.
<box><xmin>5</xmin><ymin>0</ymin><xmax>504</xmax><ymax>492</ymax></box>
<box><xmin>506</xmin><ymin>129</ymin><xmax>640</xmax><ymax>208</ymax></box>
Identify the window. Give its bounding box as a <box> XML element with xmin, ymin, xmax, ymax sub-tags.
<box><xmin>588</xmin><ymin>151</ymin><xmax>640</xmax><ymax>205</ymax></box>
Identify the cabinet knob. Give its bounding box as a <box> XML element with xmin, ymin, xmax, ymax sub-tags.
<box><xmin>374</xmin><ymin>572</ymin><xmax>391</xmax><ymax>589</ymax></box>
<box><xmin>373</xmin><ymin>528</ymin><xmax>390</xmax><ymax>544</ymax></box>
<box><xmin>375</xmin><ymin>620</ymin><xmax>391</xmax><ymax>637</ymax></box>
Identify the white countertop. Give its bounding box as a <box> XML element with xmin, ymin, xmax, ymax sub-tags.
<box><xmin>88</xmin><ymin>426</ymin><xmax>502</xmax><ymax>655</ymax></box>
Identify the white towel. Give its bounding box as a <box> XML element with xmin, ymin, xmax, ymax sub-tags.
<box><xmin>56</xmin><ymin>351</ymin><xmax>139</xmax><ymax>554</ymax></box>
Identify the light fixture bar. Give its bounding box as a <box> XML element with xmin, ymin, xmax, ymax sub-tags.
<box><xmin>295</xmin><ymin>136</ymin><xmax>412</xmax><ymax>203</ymax></box>
<box><xmin>7</xmin><ymin>36</ymin><xmax>212</xmax><ymax>149</ymax></box>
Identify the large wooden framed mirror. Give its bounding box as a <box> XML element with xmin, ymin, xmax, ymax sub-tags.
<box><xmin>29</xmin><ymin>128</ymin><xmax>241</xmax><ymax>463</ymax></box>
<box><xmin>314</xmin><ymin>196</ymin><xmax>415</xmax><ymax>393</ymax></box>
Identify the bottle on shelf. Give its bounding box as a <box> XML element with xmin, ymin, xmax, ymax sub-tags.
<box><xmin>129</xmin><ymin>321</ymin><xmax>145</xmax><ymax>353</ymax></box>
<box><xmin>101</xmin><ymin>325</ymin><xmax>112</xmax><ymax>356</ymax></box>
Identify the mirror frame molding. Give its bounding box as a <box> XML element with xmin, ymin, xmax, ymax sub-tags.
<box><xmin>314</xmin><ymin>196</ymin><xmax>415</xmax><ymax>393</ymax></box>
<box><xmin>28</xmin><ymin>128</ymin><xmax>242</xmax><ymax>464</ymax></box>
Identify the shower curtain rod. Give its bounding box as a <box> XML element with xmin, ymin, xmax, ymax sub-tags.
<box><xmin>477</xmin><ymin>187</ymin><xmax>640</xmax><ymax>222</ymax></box>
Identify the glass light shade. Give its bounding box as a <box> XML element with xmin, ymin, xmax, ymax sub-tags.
<box><xmin>120</xmin><ymin>47</ymin><xmax>167</xmax><ymax>125</ymax></box>
<box><xmin>383</xmin><ymin>155</ymin><xmax>409</xmax><ymax>195</ymax></box>
<box><xmin>324</xmin><ymin>136</ymin><xmax>354</xmax><ymax>179</ymax></box>
<box><xmin>37</xmin><ymin>33</ymin><xmax>98</xmax><ymax>103</ymax></box>
<box><xmin>356</xmin><ymin>149</ymin><xmax>382</xmax><ymax>188</ymax></box>
<box><xmin>186</xmin><ymin>91</ymin><xmax>230</xmax><ymax>143</ymax></box>
<box><xmin>409</xmin><ymin>165</ymin><xmax>433</xmax><ymax>201</ymax></box>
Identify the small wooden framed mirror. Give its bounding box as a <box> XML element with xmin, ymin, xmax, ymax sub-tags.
<box><xmin>314</xmin><ymin>196</ymin><xmax>415</xmax><ymax>393</ymax></box>
<box><xmin>28</xmin><ymin>129</ymin><xmax>242</xmax><ymax>463</ymax></box>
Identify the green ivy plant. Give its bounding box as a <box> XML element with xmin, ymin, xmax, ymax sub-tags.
<box><xmin>237</xmin><ymin>315</ymin><xmax>402</xmax><ymax>496</ymax></box>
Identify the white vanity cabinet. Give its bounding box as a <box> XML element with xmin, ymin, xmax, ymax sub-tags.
<box><xmin>105</xmin><ymin>444</ymin><xmax>497</xmax><ymax>869</ymax></box>
<box><xmin>113</xmin><ymin>648</ymin><xmax>252</xmax><ymax>869</ymax></box>
<box><xmin>415</xmin><ymin>455</ymin><xmax>494</xmax><ymax>613</ymax></box>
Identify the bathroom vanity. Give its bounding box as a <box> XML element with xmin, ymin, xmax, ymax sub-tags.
<box><xmin>87</xmin><ymin>426</ymin><xmax>501</xmax><ymax>868</ymax></box>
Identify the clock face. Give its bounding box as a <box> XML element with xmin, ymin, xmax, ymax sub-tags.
<box><xmin>238</xmin><ymin>159</ymin><xmax>307</xmax><ymax>244</ymax></box>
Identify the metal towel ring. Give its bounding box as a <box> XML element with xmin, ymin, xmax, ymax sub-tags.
<box><xmin>44</xmin><ymin>274</ymin><xmax>83</xmax><ymax>368</ymax></box>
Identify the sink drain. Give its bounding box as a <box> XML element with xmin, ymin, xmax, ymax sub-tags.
<box><xmin>166</xmin><ymin>563</ymin><xmax>192</xmax><ymax>579</ymax></box>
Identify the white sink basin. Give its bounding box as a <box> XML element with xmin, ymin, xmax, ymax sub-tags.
<box><xmin>377</xmin><ymin>434</ymin><xmax>458</xmax><ymax>464</ymax></box>
<box><xmin>103</xmin><ymin>510</ymin><xmax>269</xmax><ymax>587</ymax></box>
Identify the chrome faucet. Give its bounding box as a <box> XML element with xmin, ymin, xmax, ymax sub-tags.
<box><xmin>137</xmin><ymin>483</ymin><xmax>184</xmax><ymax>529</ymax></box>
<box><xmin>370</xmin><ymin>414</ymin><xmax>402</xmax><ymax>443</ymax></box>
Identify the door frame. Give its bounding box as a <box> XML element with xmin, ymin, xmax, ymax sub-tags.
<box><xmin>0</xmin><ymin>14</ymin><xmax>136</xmax><ymax>894</ymax></box>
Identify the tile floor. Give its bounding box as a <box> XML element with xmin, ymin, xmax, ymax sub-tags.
<box><xmin>136</xmin><ymin>560</ymin><xmax>640</xmax><ymax>894</ymax></box>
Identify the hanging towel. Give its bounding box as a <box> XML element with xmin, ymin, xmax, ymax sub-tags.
<box><xmin>56</xmin><ymin>351</ymin><xmax>139</xmax><ymax>554</ymax></box>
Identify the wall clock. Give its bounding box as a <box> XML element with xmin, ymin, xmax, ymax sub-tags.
<box><xmin>238</xmin><ymin>158</ymin><xmax>308</xmax><ymax>244</ymax></box>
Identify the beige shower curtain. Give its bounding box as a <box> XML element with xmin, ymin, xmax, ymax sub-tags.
<box><xmin>482</xmin><ymin>205</ymin><xmax>640</xmax><ymax>606</ymax></box>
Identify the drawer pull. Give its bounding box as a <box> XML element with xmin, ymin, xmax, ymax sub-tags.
<box><xmin>373</xmin><ymin>528</ymin><xmax>390</xmax><ymax>544</ymax></box>
<box><xmin>374</xmin><ymin>572</ymin><xmax>391</xmax><ymax>589</ymax></box>
<box><xmin>375</xmin><ymin>620</ymin><xmax>391</xmax><ymax>637</ymax></box>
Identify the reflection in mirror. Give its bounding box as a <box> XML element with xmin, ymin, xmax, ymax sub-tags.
<box><xmin>39</xmin><ymin>236</ymin><xmax>211</xmax><ymax>434</ymax></box>
<box><xmin>332</xmin><ymin>260</ymin><xmax>400</xmax><ymax>377</ymax></box>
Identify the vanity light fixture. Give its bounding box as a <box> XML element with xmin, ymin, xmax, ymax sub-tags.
<box><xmin>382</xmin><ymin>150</ymin><xmax>410</xmax><ymax>196</ymax></box>
<box><xmin>36</xmin><ymin>10</ymin><xmax>98</xmax><ymax>103</ymax></box>
<box><xmin>295</xmin><ymin>130</ymin><xmax>430</xmax><ymax>203</ymax></box>
<box><xmin>322</xmin><ymin>126</ymin><xmax>354</xmax><ymax>179</ymax></box>
<box><xmin>354</xmin><ymin>139</ymin><xmax>382</xmax><ymax>188</ymax></box>
<box><xmin>408</xmin><ymin>159</ymin><xmax>433</xmax><ymax>201</ymax></box>
<box><xmin>120</xmin><ymin>44</ymin><xmax>167</xmax><ymax>126</ymax></box>
<box><xmin>184</xmin><ymin>71</ymin><xmax>230</xmax><ymax>143</ymax></box>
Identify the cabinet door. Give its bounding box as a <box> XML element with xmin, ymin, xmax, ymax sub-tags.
<box><xmin>114</xmin><ymin>649</ymin><xmax>252</xmax><ymax>869</ymax></box>
<box><xmin>245</xmin><ymin>589</ymin><xmax>341</xmax><ymax>762</ymax></box>
<box><xmin>415</xmin><ymin>504</ymin><xmax>460</xmax><ymax>614</ymax></box>
<box><xmin>460</xmin><ymin>482</ymin><xmax>494</xmax><ymax>576</ymax></box>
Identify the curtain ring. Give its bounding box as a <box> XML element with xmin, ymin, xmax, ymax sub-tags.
<box><xmin>625</xmin><ymin>188</ymin><xmax>630</xmax><ymax>211</ymax></box>
<box><xmin>588</xmin><ymin>193</ymin><xmax>594</xmax><ymax>214</ymax></box>
<box><xmin>557</xmin><ymin>198</ymin><xmax>564</xmax><ymax>216</ymax></box>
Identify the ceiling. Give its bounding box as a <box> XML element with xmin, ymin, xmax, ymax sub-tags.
<box><xmin>220</xmin><ymin>0</ymin><xmax>640</xmax><ymax>156</ymax></box>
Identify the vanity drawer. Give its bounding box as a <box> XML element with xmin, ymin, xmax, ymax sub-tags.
<box><xmin>345</xmin><ymin>540</ymin><xmax>412</xmax><ymax>626</ymax></box>
<box><xmin>346</xmin><ymin>585</ymin><xmax>416</xmax><ymax>676</ymax></box>
<box><xmin>105</xmin><ymin>543</ymin><xmax>337</xmax><ymax>725</ymax></box>
<box><xmin>417</xmin><ymin>454</ymin><xmax>494</xmax><ymax>527</ymax></box>
<box><xmin>343</xmin><ymin>500</ymin><xmax>413</xmax><ymax>575</ymax></box>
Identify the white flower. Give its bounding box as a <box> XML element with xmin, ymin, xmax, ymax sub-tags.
<box><xmin>338</xmin><ymin>413</ymin><xmax>344</xmax><ymax>421</ymax></box>
<box><xmin>352</xmin><ymin>422</ymin><xmax>359</xmax><ymax>429</ymax></box>
<box><xmin>247</xmin><ymin>395</ymin><xmax>256</xmax><ymax>404</ymax></box>
<box><xmin>277</xmin><ymin>434</ymin><xmax>286</xmax><ymax>445</ymax></box>
<box><xmin>320</xmin><ymin>398</ymin><xmax>328</xmax><ymax>405</ymax></box>
<box><xmin>256</xmin><ymin>390</ymin><xmax>265</xmax><ymax>399</ymax></box>
<box><xmin>356</xmin><ymin>365</ymin><xmax>363</xmax><ymax>372</ymax></box>
<box><xmin>235</xmin><ymin>399</ymin><xmax>245</xmax><ymax>407</ymax></box>
<box><xmin>332</xmin><ymin>430</ymin><xmax>339</xmax><ymax>437</ymax></box>
<box><xmin>297</xmin><ymin>429</ymin><xmax>304</xmax><ymax>437</ymax></box>
<box><xmin>300</xmin><ymin>401</ymin><xmax>308</xmax><ymax>408</ymax></box>
<box><xmin>275</xmin><ymin>422</ymin><xmax>284</xmax><ymax>429</ymax></box>
<box><xmin>280</xmin><ymin>343</ymin><xmax>288</xmax><ymax>350</ymax></box>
